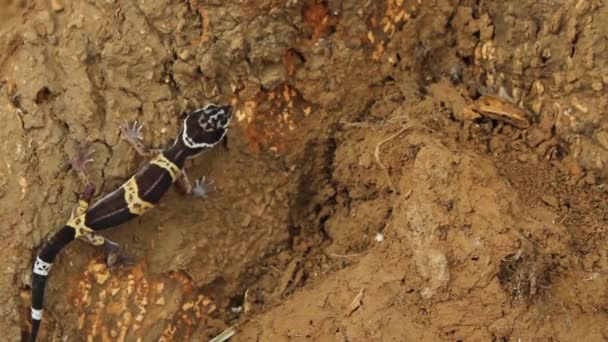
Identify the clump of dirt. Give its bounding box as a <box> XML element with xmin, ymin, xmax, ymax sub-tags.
<box><xmin>0</xmin><ymin>0</ymin><xmax>607</xmax><ymax>341</ymax></box>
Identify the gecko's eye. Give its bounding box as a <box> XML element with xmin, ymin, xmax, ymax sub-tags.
<box><xmin>181</xmin><ymin>103</ymin><xmax>232</xmax><ymax>150</ymax></box>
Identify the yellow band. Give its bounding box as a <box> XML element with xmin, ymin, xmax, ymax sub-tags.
<box><xmin>149</xmin><ymin>154</ymin><xmax>180</xmax><ymax>181</ymax></box>
<box><xmin>122</xmin><ymin>177</ymin><xmax>154</xmax><ymax>215</ymax></box>
<box><xmin>67</xmin><ymin>213</ymin><xmax>94</xmax><ymax>238</ymax></box>
<box><xmin>67</xmin><ymin>199</ymin><xmax>94</xmax><ymax>238</ymax></box>
<box><xmin>79</xmin><ymin>232</ymin><xmax>105</xmax><ymax>246</ymax></box>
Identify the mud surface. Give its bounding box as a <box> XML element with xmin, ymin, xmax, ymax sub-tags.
<box><xmin>0</xmin><ymin>0</ymin><xmax>606</xmax><ymax>341</ymax></box>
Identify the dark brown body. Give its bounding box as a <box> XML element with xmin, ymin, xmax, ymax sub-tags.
<box><xmin>85</xmin><ymin>144</ymin><xmax>189</xmax><ymax>230</ymax></box>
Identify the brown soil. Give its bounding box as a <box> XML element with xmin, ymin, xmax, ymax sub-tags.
<box><xmin>0</xmin><ymin>0</ymin><xmax>607</xmax><ymax>341</ymax></box>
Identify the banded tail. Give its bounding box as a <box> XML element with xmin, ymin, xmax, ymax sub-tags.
<box><xmin>29</xmin><ymin>226</ymin><xmax>76</xmax><ymax>342</ymax></box>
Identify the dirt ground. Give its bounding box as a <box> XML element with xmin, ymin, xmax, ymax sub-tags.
<box><xmin>0</xmin><ymin>0</ymin><xmax>607</xmax><ymax>341</ymax></box>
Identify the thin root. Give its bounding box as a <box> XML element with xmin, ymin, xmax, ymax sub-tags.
<box><xmin>374</xmin><ymin>124</ymin><xmax>438</xmax><ymax>190</ymax></box>
<box><xmin>209</xmin><ymin>325</ymin><xmax>237</xmax><ymax>342</ymax></box>
<box><xmin>328</xmin><ymin>252</ymin><xmax>368</xmax><ymax>258</ymax></box>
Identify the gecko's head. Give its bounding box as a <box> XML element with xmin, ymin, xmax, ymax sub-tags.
<box><xmin>181</xmin><ymin>103</ymin><xmax>232</xmax><ymax>153</ymax></box>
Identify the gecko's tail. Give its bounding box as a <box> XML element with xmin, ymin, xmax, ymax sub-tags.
<box><xmin>28</xmin><ymin>226</ymin><xmax>76</xmax><ymax>342</ymax></box>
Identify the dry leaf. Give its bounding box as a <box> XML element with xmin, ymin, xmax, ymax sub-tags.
<box><xmin>345</xmin><ymin>288</ymin><xmax>365</xmax><ymax>316</ymax></box>
<box><xmin>471</xmin><ymin>95</ymin><xmax>531</xmax><ymax>128</ymax></box>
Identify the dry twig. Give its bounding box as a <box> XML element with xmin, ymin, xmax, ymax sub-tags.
<box><xmin>345</xmin><ymin>288</ymin><xmax>365</xmax><ymax>317</ymax></box>
<box><xmin>209</xmin><ymin>325</ymin><xmax>237</xmax><ymax>342</ymax></box>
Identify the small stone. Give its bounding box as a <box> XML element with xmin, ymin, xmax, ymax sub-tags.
<box><xmin>596</xmin><ymin>131</ymin><xmax>608</xmax><ymax>151</ymax></box>
<box><xmin>95</xmin><ymin>271</ymin><xmax>110</xmax><ymax>285</ymax></box>
<box><xmin>541</xmin><ymin>195</ymin><xmax>559</xmax><ymax>208</ymax></box>
<box><xmin>78</xmin><ymin>314</ymin><xmax>85</xmax><ymax>329</ymax></box>
<box><xmin>489</xmin><ymin>317</ymin><xmax>512</xmax><ymax>338</ymax></box>
<box><xmin>592</xmin><ymin>81</ymin><xmax>603</xmax><ymax>92</ymax></box>
<box><xmin>178</xmin><ymin>49</ymin><xmax>191</xmax><ymax>61</ymax></box>
<box><xmin>516</xmin><ymin>153</ymin><xmax>533</xmax><ymax>163</ymax></box>
<box><xmin>51</xmin><ymin>0</ymin><xmax>64</xmax><ymax>12</ymax></box>
<box><xmin>533</xmin><ymin>80</ymin><xmax>545</xmax><ymax>96</ymax></box>
<box><xmin>489</xmin><ymin>135</ymin><xmax>508</xmax><ymax>154</ymax></box>
<box><xmin>155</xmin><ymin>297</ymin><xmax>165</xmax><ymax>305</ymax></box>
<box><xmin>526</xmin><ymin>127</ymin><xmax>551</xmax><ymax>147</ymax></box>
<box><xmin>358</xmin><ymin>153</ymin><xmax>372</xmax><ymax>168</ymax></box>
<box><xmin>240</xmin><ymin>214</ymin><xmax>252</xmax><ymax>227</ymax></box>
<box><xmin>374</xmin><ymin>232</ymin><xmax>384</xmax><ymax>242</ymax></box>
<box><xmin>561</xmin><ymin>157</ymin><xmax>583</xmax><ymax>178</ymax></box>
<box><xmin>530</xmin><ymin>98</ymin><xmax>543</xmax><ymax>115</ymax></box>
<box><xmin>571</xmin><ymin>97</ymin><xmax>588</xmax><ymax>113</ymax></box>
<box><xmin>566</xmin><ymin>71</ymin><xmax>578</xmax><ymax>83</ymax></box>
<box><xmin>583</xmin><ymin>173</ymin><xmax>596</xmax><ymax>185</ymax></box>
<box><xmin>90</xmin><ymin>263</ymin><xmax>105</xmax><ymax>273</ymax></box>
<box><xmin>553</xmin><ymin>72</ymin><xmax>564</xmax><ymax>88</ymax></box>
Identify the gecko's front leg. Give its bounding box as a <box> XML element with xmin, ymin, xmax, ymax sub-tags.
<box><xmin>121</xmin><ymin>120</ymin><xmax>215</xmax><ymax>198</ymax></box>
<box><xmin>176</xmin><ymin>170</ymin><xmax>215</xmax><ymax>198</ymax></box>
<box><xmin>69</xmin><ymin>144</ymin><xmax>95</xmax><ymax>184</ymax></box>
<box><xmin>120</xmin><ymin>121</ymin><xmax>162</xmax><ymax>158</ymax></box>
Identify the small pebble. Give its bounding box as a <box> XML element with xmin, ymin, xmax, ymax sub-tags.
<box><xmin>178</xmin><ymin>49</ymin><xmax>191</xmax><ymax>61</ymax></box>
<box><xmin>51</xmin><ymin>0</ymin><xmax>64</xmax><ymax>12</ymax></box>
<box><xmin>540</xmin><ymin>195</ymin><xmax>559</xmax><ymax>208</ymax></box>
<box><xmin>592</xmin><ymin>81</ymin><xmax>603</xmax><ymax>92</ymax></box>
<box><xmin>374</xmin><ymin>232</ymin><xmax>384</xmax><ymax>242</ymax></box>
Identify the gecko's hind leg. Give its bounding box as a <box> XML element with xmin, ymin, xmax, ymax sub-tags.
<box><xmin>69</xmin><ymin>144</ymin><xmax>95</xmax><ymax>184</ymax></box>
<box><xmin>104</xmin><ymin>240</ymin><xmax>137</xmax><ymax>269</ymax></box>
<box><xmin>70</xmin><ymin>179</ymin><xmax>135</xmax><ymax>268</ymax></box>
<box><xmin>79</xmin><ymin>233</ymin><xmax>136</xmax><ymax>269</ymax></box>
<box><xmin>119</xmin><ymin>121</ymin><xmax>162</xmax><ymax>158</ymax></box>
<box><xmin>175</xmin><ymin>169</ymin><xmax>215</xmax><ymax>198</ymax></box>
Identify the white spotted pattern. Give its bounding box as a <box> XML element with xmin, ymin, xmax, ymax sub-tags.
<box><xmin>31</xmin><ymin>308</ymin><xmax>43</xmax><ymax>320</ymax></box>
<box><xmin>33</xmin><ymin>257</ymin><xmax>52</xmax><ymax>276</ymax></box>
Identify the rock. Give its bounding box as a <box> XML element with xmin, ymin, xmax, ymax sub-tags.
<box><xmin>489</xmin><ymin>135</ymin><xmax>508</xmax><ymax>154</ymax></box>
<box><xmin>416</xmin><ymin>249</ymin><xmax>450</xmax><ymax>299</ymax></box>
<box><xmin>540</xmin><ymin>195</ymin><xmax>559</xmax><ymax>208</ymax></box>
<box><xmin>595</xmin><ymin>131</ymin><xmax>608</xmax><ymax>151</ymax></box>
<box><xmin>51</xmin><ymin>0</ymin><xmax>64</xmax><ymax>12</ymax></box>
<box><xmin>592</xmin><ymin>81</ymin><xmax>603</xmax><ymax>92</ymax></box>
<box><xmin>94</xmin><ymin>270</ymin><xmax>110</xmax><ymax>285</ymax></box>
<box><xmin>178</xmin><ymin>49</ymin><xmax>191</xmax><ymax>61</ymax></box>
<box><xmin>489</xmin><ymin>317</ymin><xmax>513</xmax><ymax>337</ymax></box>
<box><xmin>259</xmin><ymin>64</ymin><xmax>286</xmax><ymax>89</ymax></box>
<box><xmin>526</xmin><ymin>127</ymin><xmax>551</xmax><ymax>147</ymax></box>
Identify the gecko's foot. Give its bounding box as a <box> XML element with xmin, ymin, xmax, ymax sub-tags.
<box><xmin>119</xmin><ymin>121</ymin><xmax>144</xmax><ymax>143</ymax></box>
<box><xmin>70</xmin><ymin>144</ymin><xmax>95</xmax><ymax>183</ymax></box>
<box><xmin>119</xmin><ymin>120</ymin><xmax>160</xmax><ymax>157</ymax></box>
<box><xmin>104</xmin><ymin>240</ymin><xmax>136</xmax><ymax>269</ymax></box>
<box><xmin>107</xmin><ymin>251</ymin><xmax>137</xmax><ymax>269</ymax></box>
<box><xmin>191</xmin><ymin>176</ymin><xmax>215</xmax><ymax>198</ymax></box>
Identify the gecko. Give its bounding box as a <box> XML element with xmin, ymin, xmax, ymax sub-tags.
<box><xmin>27</xmin><ymin>103</ymin><xmax>232</xmax><ymax>342</ymax></box>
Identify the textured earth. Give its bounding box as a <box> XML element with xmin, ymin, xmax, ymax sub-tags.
<box><xmin>0</xmin><ymin>0</ymin><xmax>606</xmax><ymax>341</ymax></box>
